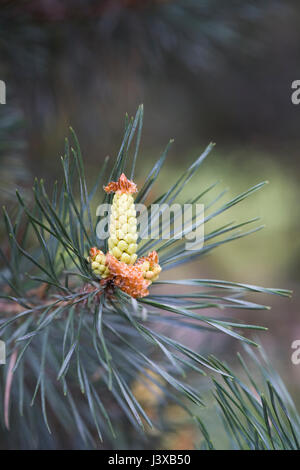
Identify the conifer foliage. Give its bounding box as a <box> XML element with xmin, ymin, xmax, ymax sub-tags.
<box><xmin>0</xmin><ymin>106</ymin><xmax>293</xmax><ymax>449</ymax></box>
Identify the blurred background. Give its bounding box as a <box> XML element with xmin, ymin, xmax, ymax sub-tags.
<box><xmin>0</xmin><ymin>0</ymin><xmax>299</xmax><ymax>449</ymax></box>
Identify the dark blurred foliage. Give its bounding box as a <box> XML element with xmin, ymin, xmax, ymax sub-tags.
<box><xmin>1</xmin><ymin>0</ymin><xmax>300</xmax><ymax>181</ymax></box>
<box><xmin>0</xmin><ymin>106</ymin><xmax>30</xmax><ymax>208</ymax></box>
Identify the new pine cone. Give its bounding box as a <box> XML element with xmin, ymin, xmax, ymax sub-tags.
<box><xmin>87</xmin><ymin>173</ymin><xmax>161</xmax><ymax>298</ymax></box>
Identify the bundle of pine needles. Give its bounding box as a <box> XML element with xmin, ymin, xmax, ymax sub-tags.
<box><xmin>0</xmin><ymin>105</ymin><xmax>295</xmax><ymax>449</ymax></box>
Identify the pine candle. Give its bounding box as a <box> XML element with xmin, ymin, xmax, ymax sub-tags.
<box><xmin>87</xmin><ymin>173</ymin><xmax>161</xmax><ymax>298</ymax></box>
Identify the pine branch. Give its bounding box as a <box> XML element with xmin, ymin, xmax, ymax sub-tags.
<box><xmin>0</xmin><ymin>105</ymin><xmax>291</xmax><ymax>448</ymax></box>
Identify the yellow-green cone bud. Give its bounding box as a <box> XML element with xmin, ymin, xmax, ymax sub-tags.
<box><xmin>139</xmin><ymin>260</ymin><xmax>162</xmax><ymax>283</ymax></box>
<box><xmin>88</xmin><ymin>174</ymin><xmax>161</xmax><ymax>297</ymax></box>
<box><xmin>87</xmin><ymin>248</ymin><xmax>110</xmax><ymax>279</ymax></box>
<box><xmin>108</xmin><ymin>192</ymin><xmax>138</xmax><ymax>264</ymax></box>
